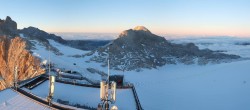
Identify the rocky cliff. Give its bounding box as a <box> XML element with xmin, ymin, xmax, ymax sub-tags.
<box><xmin>0</xmin><ymin>17</ymin><xmax>45</xmax><ymax>90</ymax></box>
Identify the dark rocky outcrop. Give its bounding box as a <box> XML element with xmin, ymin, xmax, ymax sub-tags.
<box><xmin>0</xmin><ymin>16</ymin><xmax>18</xmax><ymax>36</ymax></box>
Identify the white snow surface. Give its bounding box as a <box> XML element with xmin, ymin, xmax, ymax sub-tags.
<box><xmin>115</xmin><ymin>60</ymin><xmax>250</xmax><ymax>110</ymax></box>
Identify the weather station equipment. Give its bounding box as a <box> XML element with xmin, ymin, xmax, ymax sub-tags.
<box><xmin>47</xmin><ymin>46</ymin><xmax>55</xmax><ymax>106</ymax></box>
<box><xmin>47</xmin><ymin>75</ymin><xmax>55</xmax><ymax>106</ymax></box>
<box><xmin>98</xmin><ymin>45</ymin><xmax>118</xmax><ymax>110</ymax></box>
<box><xmin>99</xmin><ymin>80</ymin><xmax>118</xmax><ymax>110</ymax></box>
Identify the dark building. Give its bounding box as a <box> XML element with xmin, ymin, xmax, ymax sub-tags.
<box><xmin>109</xmin><ymin>75</ymin><xmax>124</xmax><ymax>86</ymax></box>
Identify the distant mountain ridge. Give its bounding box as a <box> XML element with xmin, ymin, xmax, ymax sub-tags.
<box><xmin>85</xmin><ymin>26</ymin><xmax>240</xmax><ymax>71</ymax></box>
<box><xmin>1</xmin><ymin>16</ymin><xmax>110</xmax><ymax>55</ymax></box>
<box><xmin>19</xmin><ymin>26</ymin><xmax>66</xmax><ymax>44</ymax></box>
<box><xmin>19</xmin><ymin>27</ymin><xmax>110</xmax><ymax>51</ymax></box>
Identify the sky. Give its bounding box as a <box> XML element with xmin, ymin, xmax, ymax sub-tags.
<box><xmin>0</xmin><ymin>0</ymin><xmax>250</xmax><ymax>37</ymax></box>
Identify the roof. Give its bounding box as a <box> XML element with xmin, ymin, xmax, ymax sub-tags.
<box><xmin>0</xmin><ymin>89</ymin><xmax>51</xmax><ymax>110</ymax></box>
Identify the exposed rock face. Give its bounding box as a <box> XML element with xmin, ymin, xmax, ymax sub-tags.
<box><xmin>0</xmin><ymin>16</ymin><xmax>18</xmax><ymax>36</ymax></box>
<box><xmin>86</xmin><ymin>26</ymin><xmax>240</xmax><ymax>71</ymax></box>
<box><xmin>0</xmin><ymin>36</ymin><xmax>44</xmax><ymax>90</ymax></box>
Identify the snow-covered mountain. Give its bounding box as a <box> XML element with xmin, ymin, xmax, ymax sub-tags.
<box><xmin>85</xmin><ymin>26</ymin><xmax>240</xmax><ymax>71</ymax></box>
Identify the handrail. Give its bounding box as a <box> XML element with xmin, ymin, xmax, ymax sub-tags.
<box><xmin>131</xmin><ymin>85</ymin><xmax>143</xmax><ymax>110</ymax></box>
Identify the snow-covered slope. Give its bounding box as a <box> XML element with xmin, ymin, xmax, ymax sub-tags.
<box><xmin>30</xmin><ymin>39</ymin><xmax>106</xmax><ymax>82</ymax></box>
<box><xmin>29</xmin><ymin>36</ymin><xmax>250</xmax><ymax>110</ymax></box>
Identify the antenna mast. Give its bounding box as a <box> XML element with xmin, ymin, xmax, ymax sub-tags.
<box><xmin>47</xmin><ymin>46</ymin><xmax>55</xmax><ymax>106</ymax></box>
<box><xmin>106</xmin><ymin>46</ymin><xmax>110</xmax><ymax>103</ymax></box>
<box><xmin>98</xmin><ymin>44</ymin><xmax>118</xmax><ymax>110</ymax></box>
<box><xmin>108</xmin><ymin>55</ymin><xmax>110</xmax><ymax>83</ymax></box>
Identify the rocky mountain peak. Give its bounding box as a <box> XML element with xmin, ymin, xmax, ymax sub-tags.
<box><xmin>118</xmin><ymin>26</ymin><xmax>166</xmax><ymax>46</ymax></box>
<box><xmin>133</xmin><ymin>26</ymin><xmax>150</xmax><ymax>32</ymax></box>
<box><xmin>119</xmin><ymin>26</ymin><xmax>162</xmax><ymax>43</ymax></box>
<box><xmin>5</xmin><ymin>16</ymin><xmax>12</xmax><ymax>22</ymax></box>
<box><xmin>0</xmin><ymin>16</ymin><xmax>18</xmax><ymax>36</ymax></box>
<box><xmin>119</xmin><ymin>26</ymin><xmax>152</xmax><ymax>38</ymax></box>
<box><xmin>86</xmin><ymin>27</ymin><xmax>240</xmax><ymax>71</ymax></box>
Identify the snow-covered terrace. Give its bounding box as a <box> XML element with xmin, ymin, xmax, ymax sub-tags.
<box><xmin>22</xmin><ymin>80</ymin><xmax>137</xmax><ymax>110</ymax></box>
